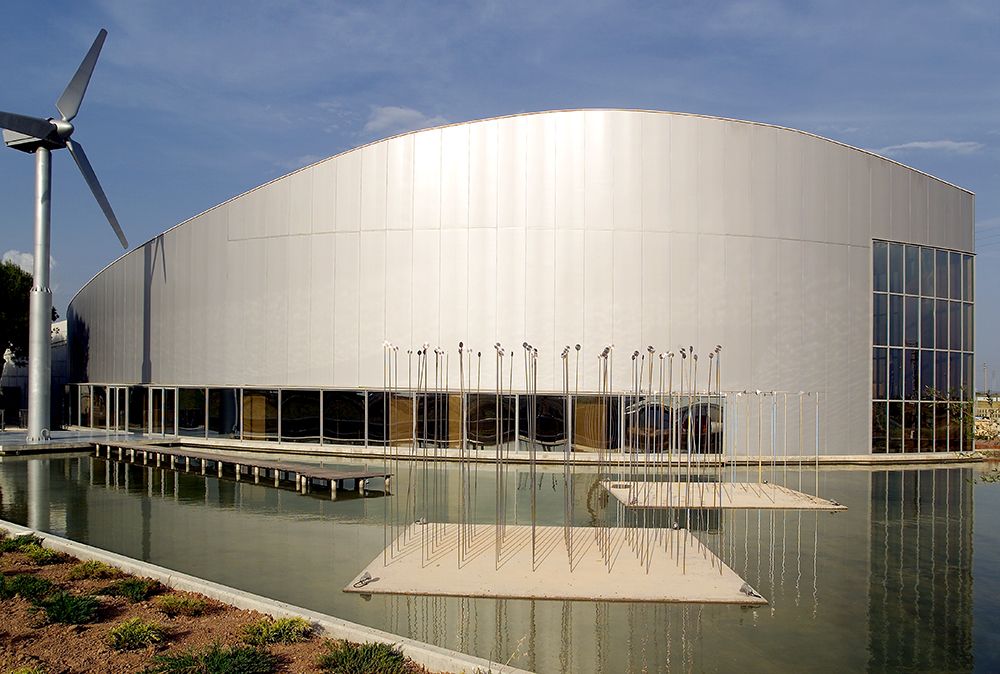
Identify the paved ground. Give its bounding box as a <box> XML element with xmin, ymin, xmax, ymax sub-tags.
<box><xmin>602</xmin><ymin>481</ymin><xmax>847</xmax><ymax>510</ymax></box>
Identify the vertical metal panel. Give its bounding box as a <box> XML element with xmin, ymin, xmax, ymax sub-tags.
<box><xmin>333</xmin><ymin>232</ymin><xmax>360</xmax><ymax>386</ymax></box>
<box><xmin>285</xmin><ymin>234</ymin><xmax>312</xmax><ymax>384</ymax></box>
<box><xmin>723</xmin><ymin>235</ymin><xmax>752</xmax><ymax>389</ymax></box>
<box><xmin>287</xmin><ymin>168</ymin><xmax>314</xmax><ymax>235</ymax></box>
<box><xmin>870</xmin><ymin>159</ymin><xmax>891</xmax><ymax>241</ymax></box>
<box><xmin>553</xmin><ymin>228</ymin><xmax>585</xmax><ymax>387</ymax></box>
<box><xmin>801</xmin><ymin>136</ymin><xmax>829</xmax><ymax>243</ymax></box>
<box><xmin>264</xmin><ymin>177</ymin><xmax>291</xmax><ymax>237</ymax></box>
<box><xmin>242</xmin><ymin>238</ymin><xmax>267</xmax><ymax>384</ymax></box>
<box><xmin>826</xmin><ymin>147</ymin><xmax>849</xmax><ymax>245</ymax></box>
<box><xmin>264</xmin><ymin>235</ymin><xmax>289</xmax><ymax>386</ymax></box>
<box><xmin>697</xmin><ymin>233</ymin><xmax>726</xmax><ymax>352</ymax></box>
<box><xmin>585</xmin><ymin>111</ymin><xmax>613</xmax><ymax>231</ymax></box>
<box><xmin>641</xmin><ymin>113</ymin><xmax>670</xmax><ymax>232</ymax></box>
<box><xmin>667</xmin><ymin>115</ymin><xmax>697</xmax><ymax>233</ymax></box>
<box><xmin>524</xmin><ymin>228</ymin><xmax>555</xmax><ymax>389</ymax></box>
<box><xmin>748</xmin><ymin>125</ymin><xmax>778</xmax><ymax>236</ymax></box>
<box><xmin>773</xmin><ymin>128</ymin><xmax>803</xmax><ymax>241</ymax></box>
<box><xmin>800</xmin><ymin>241</ymin><xmax>828</xmax><ymax>398</ymax></box>
<box><xmin>927</xmin><ymin>179</ymin><xmax>948</xmax><ymax>247</ymax></box>
<box><xmin>308</xmin><ymin>233</ymin><xmax>335</xmax><ymax>386</ymax></box>
<box><xmin>889</xmin><ymin>165</ymin><xmax>910</xmax><ymax>243</ymax></box>
<box><xmin>360</xmin><ymin>143</ymin><xmax>387</xmax><ymax>231</ymax></box>
<box><xmin>312</xmin><ymin>159</ymin><xmax>337</xmax><ymax>233</ymax></box>
<box><xmin>640</xmin><ymin>231</ymin><xmax>670</xmax><ymax>354</ymax></box>
<box><xmin>385</xmin><ymin>230</ymin><xmax>413</xmax><ymax>352</ymax></box>
<box><xmin>940</xmin><ymin>185</ymin><xmax>961</xmax><ymax>250</ymax></box>
<box><xmin>554</xmin><ymin>111</ymin><xmax>584</xmax><ymax>231</ymax></box>
<box><xmin>173</xmin><ymin>224</ymin><xmax>193</xmax><ymax>384</ymax></box>
<box><xmin>440</xmin><ymin>124</ymin><xmax>469</xmax><ymax>230</ymax></box>
<box><xmin>358</xmin><ymin>230</ymin><xmax>386</xmax><ymax>385</ymax></box>
<box><xmin>847</xmin><ymin>244</ymin><xmax>871</xmax><ymax>453</ymax></box>
<box><xmin>909</xmin><ymin>173</ymin><xmax>930</xmax><ymax>245</ymax></box>
<box><xmin>386</xmin><ymin>135</ymin><xmax>413</xmax><ymax>230</ymax></box>
<box><xmin>497</xmin><ymin>117</ymin><xmax>526</xmax><ymax>230</ymax></box>
<box><xmin>776</xmin><ymin>238</ymin><xmax>804</xmax><ymax>392</ymax></box>
<box><xmin>959</xmin><ymin>191</ymin><xmax>975</xmax><ymax>252</ymax></box>
<box><xmin>335</xmin><ymin>149</ymin><xmax>362</xmax><ymax>232</ymax></box>
<box><xmin>469</xmin><ymin>120</ymin><xmax>497</xmax><ymax>229</ymax></box>
<box><xmin>826</xmin><ymin>243</ymin><xmax>851</xmax><ymax>452</ymax></box>
<box><xmin>496</xmin><ymin>228</ymin><xmax>526</xmax><ymax>349</ymax></box>
<box><xmin>750</xmin><ymin>237</ymin><xmax>779</xmax><ymax>389</ymax></box>
<box><xmin>612</xmin><ymin>230</ymin><xmax>642</xmax><ymax>357</ymax></box>
<box><xmin>466</xmin><ymin>228</ymin><xmax>497</xmax><ymax>381</ymax></box>
<box><xmin>669</xmin><ymin>232</ymin><xmax>698</xmax><ymax>355</ymax></box>
<box><xmin>439</xmin><ymin>229</ymin><xmax>469</xmax><ymax>384</ymax></box>
<box><xmin>698</xmin><ymin>118</ymin><xmax>726</xmax><ymax>235</ymax></box>
<box><xmin>413</xmin><ymin>130</ymin><xmax>442</xmax><ymax>230</ymax></box>
<box><xmin>411</xmin><ymin>229</ymin><xmax>441</xmax><ymax>347</ymax></box>
<box><xmin>525</xmin><ymin>113</ymin><xmax>555</xmax><ymax>229</ymax></box>
<box><xmin>584</xmin><ymin>229</ymin><xmax>614</xmax><ymax>385</ymax></box>
<box><xmin>847</xmin><ymin>153</ymin><xmax>871</xmax><ymax>248</ymax></box>
<box><xmin>611</xmin><ymin>111</ymin><xmax>642</xmax><ymax>231</ymax></box>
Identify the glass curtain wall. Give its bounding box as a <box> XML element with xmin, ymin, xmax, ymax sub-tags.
<box><xmin>872</xmin><ymin>241</ymin><xmax>974</xmax><ymax>452</ymax></box>
<box><xmin>178</xmin><ymin>388</ymin><xmax>206</xmax><ymax>437</ymax></box>
<box><xmin>128</xmin><ymin>386</ymin><xmax>147</xmax><ymax>433</ymax></box>
<box><xmin>208</xmin><ymin>388</ymin><xmax>240</xmax><ymax>439</ymax></box>
<box><xmin>280</xmin><ymin>390</ymin><xmax>321</xmax><ymax>443</ymax></box>
<box><xmin>242</xmin><ymin>389</ymin><xmax>278</xmax><ymax>441</ymax></box>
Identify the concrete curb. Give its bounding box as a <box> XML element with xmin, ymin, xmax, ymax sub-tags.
<box><xmin>0</xmin><ymin>520</ymin><xmax>532</xmax><ymax>674</ymax></box>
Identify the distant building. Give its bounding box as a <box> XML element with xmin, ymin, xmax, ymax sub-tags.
<box><xmin>2</xmin><ymin>320</ymin><xmax>68</xmax><ymax>428</ymax></box>
<box><xmin>65</xmin><ymin>110</ymin><xmax>975</xmax><ymax>455</ymax></box>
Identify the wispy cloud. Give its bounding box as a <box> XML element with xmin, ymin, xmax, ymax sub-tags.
<box><xmin>362</xmin><ymin>106</ymin><xmax>447</xmax><ymax>138</ymax></box>
<box><xmin>877</xmin><ymin>140</ymin><xmax>985</xmax><ymax>156</ymax></box>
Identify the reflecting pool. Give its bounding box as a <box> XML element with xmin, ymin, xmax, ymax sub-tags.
<box><xmin>1</xmin><ymin>454</ymin><xmax>999</xmax><ymax>673</ymax></box>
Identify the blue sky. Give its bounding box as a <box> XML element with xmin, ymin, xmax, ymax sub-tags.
<box><xmin>1</xmin><ymin>0</ymin><xmax>998</xmax><ymax>386</ymax></box>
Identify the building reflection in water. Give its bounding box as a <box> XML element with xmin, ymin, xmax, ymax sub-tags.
<box><xmin>0</xmin><ymin>458</ymin><xmax>978</xmax><ymax>673</ymax></box>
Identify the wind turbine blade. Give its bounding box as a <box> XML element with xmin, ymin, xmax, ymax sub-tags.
<box><xmin>0</xmin><ymin>110</ymin><xmax>56</xmax><ymax>140</ymax></box>
<box><xmin>66</xmin><ymin>139</ymin><xmax>128</xmax><ymax>249</ymax></box>
<box><xmin>55</xmin><ymin>29</ymin><xmax>108</xmax><ymax>122</ymax></box>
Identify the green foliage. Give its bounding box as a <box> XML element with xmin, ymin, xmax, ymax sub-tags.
<box><xmin>143</xmin><ymin>642</ymin><xmax>279</xmax><ymax>674</ymax></box>
<box><xmin>6</xmin><ymin>666</ymin><xmax>48</xmax><ymax>674</ymax></box>
<box><xmin>0</xmin><ymin>573</ymin><xmax>55</xmax><ymax>603</ymax></box>
<box><xmin>241</xmin><ymin>616</ymin><xmax>312</xmax><ymax>646</ymax></box>
<box><xmin>68</xmin><ymin>560</ymin><xmax>121</xmax><ymax>580</ymax></box>
<box><xmin>21</xmin><ymin>544</ymin><xmax>67</xmax><ymax>566</ymax></box>
<box><xmin>153</xmin><ymin>593</ymin><xmax>208</xmax><ymax>617</ymax></box>
<box><xmin>107</xmin><ymin>617</ymin><xmax>168</xmax><ymax>651</ymax></box>
<box><xmin>0</xmin><ymin>534</ymin><xmax>43</xmax><ymax>553</ymax></box>
<box><xmin>100</xmin><ymin>577</ymin><xmax>161</xmax><ymax>603</ymax></box>
<box><xmin>316</xmin><ymin>640</ymin><xmax>407</xmax><ymax>674</ymax></box>
<box><xmin>35</xmin><ymin>591</ymin><xmax>100</xmax><ymax>624</ymax></box>
<box><xmin>0</xmin><ymin>260</ymin><xmax>32</xmax><ymax>366</ymax></box>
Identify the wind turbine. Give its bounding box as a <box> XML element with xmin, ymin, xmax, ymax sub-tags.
<box><xmin>1</xmin><ymin>29</ymin><xmax>128</xmax><ymax>442</ymax></box>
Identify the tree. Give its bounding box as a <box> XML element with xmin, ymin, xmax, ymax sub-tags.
<box><xmin>0</xmin><ymin>260</ymin><xmax>60</xmax><ymax>366</ymax></box>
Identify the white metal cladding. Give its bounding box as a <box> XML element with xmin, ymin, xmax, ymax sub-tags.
<box><xmin>67</xmin><ymin>109</ymin><xmax>975</xmax><ymax>455</ymax></box>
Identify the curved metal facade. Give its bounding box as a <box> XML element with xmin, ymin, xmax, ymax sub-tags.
<box><xmin>67</xmin><ymin>109</ymin><xmax>975</xmax><ymax>454</ymax></box>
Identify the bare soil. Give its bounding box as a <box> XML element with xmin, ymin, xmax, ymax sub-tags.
<box><xmin>0</xmin><ymin>543</ymin><xmax>429</xmax><ymax>674</ymax></box>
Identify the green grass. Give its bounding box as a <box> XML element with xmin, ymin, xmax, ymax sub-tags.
<box><xmin>21</xmin><ymin>544</ymin><xmax>67</xmax><ymax>566</ymax></box>
<box><xmin>316</xmin><ymin>640</ymin><xmax>407</xmax><ymax>674</ymax></box>
<box><xmin>241</xmin><ymin>616</ymin><xmax>312</xmax><ymax>646</ymax></box>
<box><xmin>0</xmin><ymin>533</ymin><xmax>44</xmax><ymax>553</ymax></box>
<box><xmin>34</xmin><ymin>590</ymin><xmax>100</xmax><ymax>624</ymax></box>
<box><xmin>143</xmin><ymin>642</ymin><xmax>279</xmax><ymax>674</ymax></box>
<box><xmin>107</xmin><ymin>617</ymin><xmax>168</xmax><ymax>651</ymax></box>
<box><xmin>99</xmin><ymin>577</ymin><xmax>161</xmax><ymax>603</ymax></box>
<box><xmin>68</xmin><ymin>560</ymin><xmax>121</xmax><ymax>580</ymax></box>
<box><xmin>0</xmin><ymin>573</ymin><xmax>55</xmax><ymax>603</ymax></box>
<box><xmin>6</xmin><ymin>666</ymin><xmax>48</xmax><ymax>674</ymax></box>
<box><xmin>153</xmin><ymin>593</ymin><xmax>208</xmax><ymax>617</ymax></box>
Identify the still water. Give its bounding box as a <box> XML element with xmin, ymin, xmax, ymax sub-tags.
<box><xmin>1</xmin><ymin>454</ymin><xmax>999</xmax><ymax>673</ymax></box>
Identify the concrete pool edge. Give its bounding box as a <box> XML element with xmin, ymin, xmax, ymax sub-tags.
<box><xmin>0</xmin><ymin>519</ymin><xmax>533</xmax><ymax>674</ymax></box>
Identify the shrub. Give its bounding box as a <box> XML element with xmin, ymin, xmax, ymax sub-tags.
<box><xmin>35</xmin><ymin>591</ymin><xmax>100</xmax><ymax>624</ymax></box>
<box><xmin>100</xmin><ymin>577</ymin><xmax>161</xmax><ymax>603</ymax></box>
<box><xmin>153</xmin><ymin>593</ymin><xmax>208</xmax><ymax>617</ymax></box>
<box><xmin>0</xmin><ymin>533</ymin><xmax>44</xmax><ymax>553</ymax></box>
<box><xmin>241</xmin><ymin>616</ymin><xmax>312</xmax><ymax>646</ymax></box>
<box><xmin>0</xmin><ymin>573</ymin><xmax>55</xmax><ymax>603</ymax></box>
<box><xmin>21</xmin><ymin>544</ymin><xmax>67</xmax><ymax>566</ymax></box>
<box><xmin>68</xmin><ymin>560</ymin><xmax>121</xmax><ymax>580</ymax></box>
<box><xmin>107</xmin><ymin>617</ymin><xmax>168</xmax><ymax>651</ymax></box>
<box><xmin>316</xmin><ymin>640</ymin><xmax>407</xmax><ymax>674</ymax></box>
<box><xmin>143</xmin><ymin>643</ymin><xmax>278</xmax><ymax>674</ymax></box>
<box><xmin>7</xmin><ymin>666</ymin><xmax>47</xmax><ymax>674</ymax></box>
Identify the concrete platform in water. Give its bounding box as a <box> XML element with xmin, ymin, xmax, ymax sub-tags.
<box><xmin>345</xmin><ymin>523</ymin><xmax>766</xmax><ymax>605</ymax></box>
<box><xmin>602</xmin><ymin>481</ymin><xmax>846</xmax><ymax>510</ymax></box>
